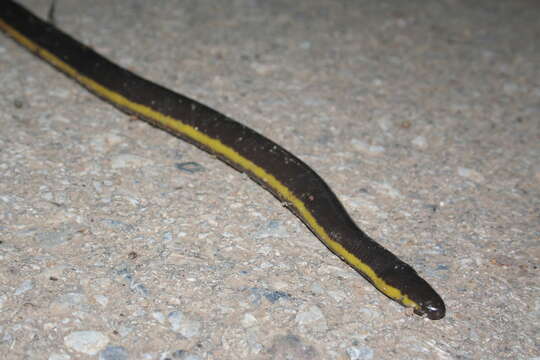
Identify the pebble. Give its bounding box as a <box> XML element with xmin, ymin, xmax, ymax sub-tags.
<box><xmin>168</xmin><ymin>311</ymin><xmax>201</xmax><ymax>338</ymax></box>
<box><xmin>247</xmin><ymin>287</ymin><xmax>291</xmax><ymax>304</ymax></box>
<box><xmin>171</xmin><ymin>350</ymin><xmax>201</xmax><ymax>360</ymax></box>
<box><xmin>295</xmin><ymin>305</ymin><xmax>327</xmax><ymax>332</ymax></box>
<box><xmin>101</xmin><ymin>219</ymin><xmax>135</xmax><ymax>233</ymax></box>
<box><xmin>90</xmin><ymin>133</ymin><xmax>124</xmax><ymax>152</ymax></box>
<box><xmin>48</xmin><ymin>353</ymin><xmax>71</xmax><ymax>360</ymax></box>
<box><xmin>347</xmin><ymin>345</ymin><xmax>374</xmax><ymax>360</ymax></box>
<box><xmin>14</xmin><ymin>279</ymin><xmax>33</xmax><ymax>295</ymax></box>
<box><xmin>458</xmin><ymin>167</ymin><xmax>485</xmax><ymax>183</ymax></box>
<box><xmin>152</xmin><ymin>311</ymin><xmax>166</xmax><ymax>324</ymax></box>
<box><xmin>241</xmin><ymin>313</ymin><xmax>258</xmax><ymax>328</ymax></box>
<box><xmin>310</xmin><ymin>283</ymin><xmax>324</xmax><ymax>295</ymax></box>
<box><xmin>328</xmin><ymin>290</ymin><xmax>347</xmax><ymax>302</ymax></box>
<box><xmin>376</xmin><ymin>114</ymin><xmax>392</xmax><ymax>131</ymax></box>
<box><xmin>116</xmin><ymin>326</ymin><xmax>133</xmax><ymax>337</ymax></box>
<box><xmin>350</xmin><ymin>139</ymin><xmax>385</xmax><ymax>155</ymax></box>
<box><xmin>264</xmin><ymin>290</ymin><xmax>290</xmax><ymax>303</ymax></box>
<box><xmin>175</xmin><ymin>162</ymin><xmax>204</xmax><ymax>173</ymax></box>
<box><xmin>115</xmin><ymin>267</ymin><xmax>148</xmax><ymax>297</ymax></box>
<box><xmin>94</xmin><ymin>295</ymin><xmax>109</xmax><ymax>307</ymax></box>
<box><xmin>411</xmin><ymin>135</ymin><xmax>428</xmax><ymax>149</ymax></box>
<box><xmin>373</xmin><ymin>182</ymin><xmax>402</xmax><ymax>199</ymax></box>
<box><xmin>64</xmin><ymin>330</ymin><xmax>109</xmax><ymax>355</ymax></box>
<box><xmin>254</xmin><ymin>219</ymin><xmax>289</xmax><ymax>239</ymax></box>
<box><xmin>110</xmin><ymin>154</ymin><xmax>151</xmax><ymax>169</ymax></box>
<box><xmin>98</xmin><ymin>346</ymin><xmax>129</xmax><ymax>360</ymax></box>
<box><xmin>245</xmin><ymin>328</ymin><xmax>263</xmax><ymax>354</ymax></box>
<box><xmin>57</xmin><ymin>293</ymin><xmax>87</xmax><ymax>306</ymax></box>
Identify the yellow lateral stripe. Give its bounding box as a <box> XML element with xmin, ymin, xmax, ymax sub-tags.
<box><xmin>0</xmin><ymin>18</ymin><xmax>419</xmax><ymax>310</ymax></box>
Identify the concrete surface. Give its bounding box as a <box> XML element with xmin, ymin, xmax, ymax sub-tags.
<box><xmin>0</xmin><ymin>0</ymin><xmax>539</xmax><ymax>359</ymax></box>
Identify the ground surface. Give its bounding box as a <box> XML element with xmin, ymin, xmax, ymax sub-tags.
<box><xmin>0</xmin><ymin>0</ymin><xmax>539</xmax><ymax>359</ymax></box>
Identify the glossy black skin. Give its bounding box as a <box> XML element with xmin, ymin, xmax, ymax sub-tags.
<box><xmin>1</xmin><ymin>0</ymin><xmax>445</xmax><ymax>319</ymax></box>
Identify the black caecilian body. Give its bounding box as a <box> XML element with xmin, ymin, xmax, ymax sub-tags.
<box><xmin>0</xmin><ymin>0</ymin><xmax>445</xmax><ymax>320</ymax></box>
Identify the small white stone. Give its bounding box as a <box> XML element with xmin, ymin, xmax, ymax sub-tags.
<box><xmin>376</xmin><ymin>115</ymin><xmax>392</xmax><ymax>131</ymax></box>
<box><xmin>347</xmin><ymin>345</ymin><xmax>374</xmax><ymax>360</ymax></box>
<box><xmin>90</xmin><ymin>133</ymin><xmax>124</xmax><ymax>152</ymax></box>
<box><xmin>241</xmin><ymin>313</ymin><xmax>258</xmax><ymax>328</ymax></box>
<box><xmin>411</xmin><ymin>135</ymin><xmax>427</xmax><ymax>149</ymax></box>
<box><xmin>328</xmin><ymin>290</ymin><xmax>347</xmax><ymax>302</ymax></box>
<box><xmin>458</xmin><ymin>167</ymin><xmax>485</xmax><ymax>183</ymax></box>
<box><xmin>351</xmin><ymin>139</ymin><xmax>385</xmax><ymax>155</ymax></box>
<box><xmin>48</xmin><ymin>353</ymin><xmax>71</xmax><ymax>360</ymax></box>
<box><xmin>117</xmin><ymin>326</ymin><xmax>133</xmax><ymax>337</ymax></box>
<box><xmin>168</xmin><ymin>311</ymin><xmax>201</xmax><ymax>338</ymax></box>
<box><xmin>64</xmin><ymin>331</ymin><xmax>109</xmax><ymax>355</ymax></box>
<box><xmin>94</xmin><ymin>295</ymin><xmax>109</xmax><ymax>307</ymax></box>
<box><xmin>256</xmin><ymin>245</ymin><xmax>272</xmax><ymax>256</ymax></box>
<box><xmin>374</xmin><ymin>182</ymin><xmax>402</xmax><ymax>199</ymax></box>
<box><xmin>295</xmin><ymin>305</ymin><xmax>327</xmax><ymax>332</ymax></box>
<box><xmin>110</xmin><ymin>154</ymin><xmax>151</xmax><ymax>169</ymax></box>
<box><xmin>14</xmin><ymin>280</ymin><xmax>33</xmax><ymax>295</ymax></box>
<box><xmin>152</xmin><ymin>311</ymin><xmax>166</xmax><ymax>324</ymax></box>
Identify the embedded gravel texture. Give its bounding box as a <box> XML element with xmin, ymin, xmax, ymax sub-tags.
<box><xmin>1</xmin><ymin>0</ymin><xmax>539</xmax><ymax>359</ymax></box>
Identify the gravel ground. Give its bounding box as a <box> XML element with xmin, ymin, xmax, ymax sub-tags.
<box><xmin>1</xmin><ymin>0</ymin><xmax>539</xmax><ymax>359</ymax></box>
